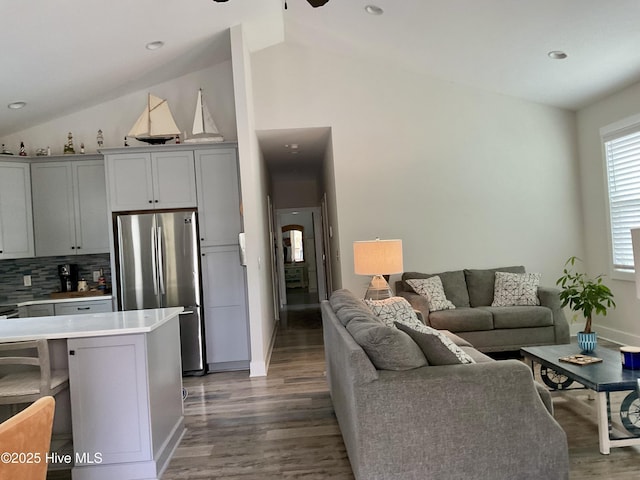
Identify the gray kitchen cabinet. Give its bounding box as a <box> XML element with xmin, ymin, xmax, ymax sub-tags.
<box><xmin>195</xmin><ymin>148</ymin><xmax>242</xmax><ymax>247</ymax></box>
<box><xmin>31</xmin><ymin>158</ymin><xmax>109</xmax><ymax>257</ymax></box>
<box><xmin>105</xmin><ymin>150</ymin><xmax>197</xmax><ymax>211</ymax></box>
<box><xmin>54</xmin><ymin>299</ymin><xmax>113</xmax><ymax>315</ymax></box>
<box><xmin>19</xmin><ymin>298</ymin><xmax>113</xmax><ymax>318</ymax></box>
<box><xmin>19</xmin><ymin>303</ymin><xmax>55</xmax><ymax>318</ymax></box>
<box><xmin>201</xmin><ymin>245</ymin><xmax>249</xmax><ymax>371</ymax></box>
<box><xmin>0</xmin><ymin>161</ymin><xmax>34</xmax><ymax>259</ymax></box>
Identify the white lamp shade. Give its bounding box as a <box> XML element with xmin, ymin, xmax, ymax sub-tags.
<box><xmin>632</xmin><ymin>228</ymin><xmax>640</xmax><ymax>299</ymax></box>
<box><xmin>353</xmin><ymin>239</ymin><xmax>403</xmax><ymax>275</ymax></box>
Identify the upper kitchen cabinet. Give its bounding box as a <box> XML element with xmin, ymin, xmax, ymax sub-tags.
<box><xmin>31</xmin><ymin>157</ymin><xmax>109</xmax><ymax>257</ymax></box>
<box><xmin>195</xmin><ymin>148</ymin><xmax>242</xmax><ymax>247</ymax></box>
<box><xmin>105</xmin><ymin>150</ymin><xmax>196</xmax><ymax>211</ymax></box>
<box><xmin>0</xmin><ymin>161</ymin><xmax>34</xmax><ymax>259</ymax></box>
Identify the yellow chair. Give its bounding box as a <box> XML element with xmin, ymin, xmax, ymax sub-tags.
<box><xmin>0</xmin><ymin>340</ymin><xmax>69</xmax><ymax>406</ymax></box>
<box><xmin>0</xmin><ymin>396</ymin><xmax>55</xmax><ymax>480</ymax></box>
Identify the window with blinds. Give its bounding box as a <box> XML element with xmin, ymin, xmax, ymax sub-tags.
<box><xmin>603</xmin><ymin>126</ymin><xmax>640</xmax><ymax>271</ymax></box>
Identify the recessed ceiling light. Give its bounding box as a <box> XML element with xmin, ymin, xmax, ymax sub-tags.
<box><xmin>145</xmin><ymin>41</ymin><xmax>165</xmax><ymax>51</ymax></box>
<box><xmin>290</xmin><ymin>143</ymin><xmax>299</xmax><ymax>149</ymax></box>
<box><xmin>365</xmin><ymin>5</ymin><xmax>383</xmax><ymax>15</ymax></box>
<box><xmin>7</xmin><ymin>101</ymin><xmax>26</xmax><ymax>110</ymax></box>
<box><xmin>548</xmin><ymin>51</ymin><xmax>567</xmax><ymax>60</ymax></box>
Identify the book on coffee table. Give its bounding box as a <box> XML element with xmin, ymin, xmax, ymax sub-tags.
<box><xmin>559</xmin><ymin>354</ymin><xmax>603</xmax><ymax>365</ymax></box>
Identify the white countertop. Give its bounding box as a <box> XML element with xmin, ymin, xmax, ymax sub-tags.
<box><xmin>0</xmin><ymin>307</ymin><xmax>183</xmax><ymax>342</ymax></box>
<box><xmin>16</xmin><ymin>295</ymin><xmax>113</xmax><ymax>307</ymax></box>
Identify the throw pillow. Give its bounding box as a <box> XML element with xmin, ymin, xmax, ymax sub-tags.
<box><xmin>346</xmin><ymin>317</ymin><xmax>427</xmax><ymax>370</ymax></box>
<box><xmin>406</xmin><ymin>277</ymin><xmax>456</xmax><ymax>312</ymax></box>
<box><xmin>491</xmin><ymin>272</ymin><xmax>541</xmax><ymax>306</ymax></box>
<box><xmin>394</xmin><ymin>321</ymin><xmax>475</xmax><ymax>365</ymax></box>
<box><xmin>365</xmin><ymin>297</ymin><xmax>420</xmax><ymax>327</ymax></box>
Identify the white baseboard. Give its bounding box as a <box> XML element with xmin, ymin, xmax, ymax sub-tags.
<box><xmin>249</xmin><ymin>319</ymin><xmax>280</xmax><ymax>377</ymax></box>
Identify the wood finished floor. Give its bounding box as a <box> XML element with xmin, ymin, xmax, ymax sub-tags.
<box><xmin>48</xmin><ymin>307</ymin><xmax>640</xmax><ymax>479</ymax></box>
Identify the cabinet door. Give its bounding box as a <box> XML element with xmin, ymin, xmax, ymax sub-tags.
<box><xmin>201</xmin><ymin>245</ymin><xmax>249</xmax><ymax>369</ymax></box>
<box><xmin>195</xmin><ymin>149</ymin><xmax>242</xmax><ymax>247</ymax></box>
<box><xmin>68</xmin><ymin>334</ymin><xmax>152</xmax><ymax>465</ymax></box>
<box><xmin>0</xmin><ymin>162</ymin><xmax>34</xmax><ymax>259</ymax></box>
<box><xmin>152</xmin><ymin>151</ymin><xmax>197</xmax><ymax>209</ymax></box>
<box><xmin>106</xmin><ymin>153</ymin><xmax>154</xmax><ymax>211</ymax></box>
<box><xmin>25</xmin><ymin>304</ymin><xmax>55</xmax><ymax>317</ymax></box>
<box><xmin>55</xmin><ymin>300</ymin><xmax>113</xmax><ymax>316</ymax></box>
<box><xmin>31</xmin><ymin>162</ymin><xmax>77</xmax><ymax>257</ymax></box>
<box><xmin>73</xmin><ymin>160</ymin><xmax>109</xmax><ymax>254</ymax></box>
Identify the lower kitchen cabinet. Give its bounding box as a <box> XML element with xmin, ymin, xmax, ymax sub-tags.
<box><xmin>54</xmin><ymin>299</ymin><xmax>113</xmax><ymax>316</ymax></box>
<box><xmin>201</xmin><ymin>245</ymin><xmax>250</xmax><ymax>371</ymax></box>
<box><xmin>18</xmin><ymin>298</ymin><xmax>113</xmax><ymax>318</ymax></box>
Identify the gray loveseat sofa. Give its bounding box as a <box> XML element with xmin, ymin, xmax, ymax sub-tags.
<box><xmin>396</xmin><ymin>265</ymin><xmax>570</xmax><ymax>352</ymax></box>
<box><xmin>322</xmin><ymin>289</ymin><xmax>569</xmax><ymax>480</ymax></box>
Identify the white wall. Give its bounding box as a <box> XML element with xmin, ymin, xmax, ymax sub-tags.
<box><xmin>231</xmin><ymin>24</ymin><xmax>277</xmax><ymax>377</ymax></box>
<box><xmin>0</xmin><ymin>61</ymin><xmax>237</xmax><ymax>152</ymax></box>
<box><xmin>577</xmin><ymin>81</ymin><xmax>640</xmax><ymax>344</ymax></box>
<box><xmin>271</xmin><ymin>171</ymin><xmax>320</xmax><ymax>209</ymax></box>
<box><xmin>252</xmin><ymin>42</ymin><xmax>584</xmax><ymax>296</ymax></box>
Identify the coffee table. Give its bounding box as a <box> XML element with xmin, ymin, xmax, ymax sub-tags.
<box><xmin>521</xmin><ymin>343</ymin><xmax>640</xmax><ymax>454</ymax></box>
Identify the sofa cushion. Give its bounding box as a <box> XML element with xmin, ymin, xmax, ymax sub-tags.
<box><xmin>365</xmin><ymin>297</ymin><xmax>420</xmax><ymax>327</ymax></box>
<box><xmin>492</xmin><ymin>272</ymin><xmax>541</xmax><ymax>306</ymax></box>
<box><xmin>330</xmin><ymin>289</ymin><xmax>369</xmax><ymax>314</ymax></box>
<box><xmin>460</xmin><ymin>346</ymin><xmax>494</xmax><ymax>363</ymax></box>
<box><xmin>402</xmin><ymin>270</ymin><xmax>470</xmax><ymax>307</ymax></box>
<box><xmin>428</xmin><ymin>307</ymin><xmax>494</xmax><ymax>332</ymax></box>
<box><xmin>346</xmin><ymin>317</ymin><xmax>427</xmax><ymax>370</ymax></box>
<box><xmin>394</xmin><ymin>321</ymin><xmax>475</xmax><ymax>365</ymax></box>
<box><xmin>440</xmin><ymin>330</ymin><xmax>473</xmax><ymax>347</ymax></box>
<box><xmin>479</xmin><ymin>306</ymin><xmax>553</xmax><ymax>329</ymax></box>
<box><xmin>406</xmin><ymin>277</ymin><xmax>455</xmax><ymax>312</ymax></box>
<box><xmin>464</xmin><ymin>266</ymin><xmax>526</xmax><ymax>307</ymax></box>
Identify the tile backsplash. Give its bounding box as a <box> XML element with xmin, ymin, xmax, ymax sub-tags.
<box><xmin>0</xmin><ymin>254</ymin><xmax>111</xmax><ymax>302</ymax></box>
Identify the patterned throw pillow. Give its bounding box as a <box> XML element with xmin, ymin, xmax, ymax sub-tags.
<box><xmin>491</xmin><ymin>272</ymin><xmax>541</xmax><ymax>306</ymax></box>
<box><xmin>394</xmin><ymin>320</ymin><xmax>475</xmax><ymax>365</ymax></box>
<box><xmin>365</xmin><ymin>297</ymin><xmax>420</xmax><ymax>327</ymax></box>
<box><xmin>406</xmin><ymin>277</ymin><xmax>456</xmax><ymax>312</ymax></box>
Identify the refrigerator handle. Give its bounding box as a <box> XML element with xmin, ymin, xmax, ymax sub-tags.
<box><xmin>151</xmin><ymin>225</ymin><xmax>159</xmax><ymax>295</ymax></box>
<box><xmin>157</xmin><ymin>226</ymin><xmax>166</xmax><ymax>295</ymax></box>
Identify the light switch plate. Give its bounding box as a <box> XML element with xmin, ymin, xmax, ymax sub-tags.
<box><xmin>93</xmin><ymin>271</ymin><xmax>100</xmax><ymax>282</ymax></box>
<box><xmin>23</xmin><ymin>275</ymin><xmax>31</xmax><ymax>287</ymax></box>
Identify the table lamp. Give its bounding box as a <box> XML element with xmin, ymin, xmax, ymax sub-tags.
<box><xmin>353</xmin><ymin>238</ymin><xmax>403</xmax><ymax>300</ymax></box>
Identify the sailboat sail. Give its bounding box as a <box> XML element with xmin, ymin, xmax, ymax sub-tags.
<box><xmin>128</xmin><ymin>94</ymin><xmax>180</xmax><ymax>144</ymax></box>
<box><xmin>185</xmin><ymin>89</ymin><xmax>224</xmax><ymax>143</ymax></box>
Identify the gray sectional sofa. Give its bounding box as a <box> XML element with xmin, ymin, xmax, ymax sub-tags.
<box><xmin>396</xmin><ymin>265</ymin><xmax>570</xmax><ymax>352</ymax></box>
<box><xmin>322</xmin><ymin>289</ymin><xmax>569</xmax><ymax>480</ymax></box>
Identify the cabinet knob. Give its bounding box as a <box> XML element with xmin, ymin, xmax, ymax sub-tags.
<box><xmin>69</xmin><ymin>350</ymin><xmax>75</xmax><ymax>356</ymax></box>
<box><xmin>77</xmin><ymin>246</ymin><xmax>81</xmax><ymax>250</ymax></box>
<box><xmin>148</xmin><ymin>200</ymin><xmax>153</xmax><ymax>204</ymax></box>
<box><xmin>154</xmin><ymin>199</ymin><xmax>159</xmax><ymax>203</ymax></box>
<box><xmin>71</xmin><ymin>246</ymin><xmax>75</xmax><ymax>250</ymax></box>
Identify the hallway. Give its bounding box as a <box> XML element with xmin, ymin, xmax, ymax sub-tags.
<box><xmin>162</xmin><ymin>305</ymin><xmax>353</xmax><ymax>479</ymax></box>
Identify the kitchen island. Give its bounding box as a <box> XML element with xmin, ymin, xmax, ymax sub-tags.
<box><xmin>0</xmin><ymin>307</ymin><xmax>185</xmax><ymax>480</ymax></box>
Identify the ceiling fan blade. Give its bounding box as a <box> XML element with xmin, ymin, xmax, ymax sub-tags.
<box><xmin>306</xmin><ymin>0</ymin><xmax>330</xmax><ymax>7</ymax></box>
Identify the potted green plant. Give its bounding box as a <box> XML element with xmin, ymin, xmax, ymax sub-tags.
<box><xmin>556</xmin><ymin>256</ymin><xmax>616</xmax><ymax>352</ymax></box>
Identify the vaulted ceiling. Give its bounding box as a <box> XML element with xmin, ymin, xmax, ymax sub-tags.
<box><xmin>3</xmin><ymin>0</ymin><xmax>640</xmax><ymax>138</ymax></box>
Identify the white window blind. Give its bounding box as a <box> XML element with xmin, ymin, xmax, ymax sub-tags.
<box><xmin>604</xmin><ymin>128</ymin><xmax>640</xmax><ymax>270</ymax></box>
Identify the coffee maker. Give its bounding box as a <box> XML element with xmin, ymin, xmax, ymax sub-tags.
<box><xmin>58</xmin><ymin>264</ymin><xmax>79</xmax><ymax>292</ymax></box>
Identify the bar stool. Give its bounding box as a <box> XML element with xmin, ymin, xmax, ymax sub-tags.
<box><xmin>0</xmin><ymin>396</ymin><xmax>55</xmax><ymax>480</ymax></box>
<box><xmin>0</xmin><ymin>340</ymin><xmax>69</xmax><ymax>409</ymax></box>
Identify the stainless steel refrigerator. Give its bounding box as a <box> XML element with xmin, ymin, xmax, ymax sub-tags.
<box><xmin>114</xmin><ymin>209</ymin><xmax>205</xmax><ymax>376</ymax></box>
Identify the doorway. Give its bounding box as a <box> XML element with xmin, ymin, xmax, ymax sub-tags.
<box><xmin>275</xmin><ymin>208</ymin><xmax>327</xmax><ymax>307</ymax></box>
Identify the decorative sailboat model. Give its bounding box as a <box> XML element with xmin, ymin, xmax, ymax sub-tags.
<box><xmin>128</xmin><ymin>93</ymin><xmax>181</xmax><ymax>144</ymax></box>
<box><xmin>184</xmin><ymin>89</ymin><xmax>224</xmax><ymax>143</ymax></box>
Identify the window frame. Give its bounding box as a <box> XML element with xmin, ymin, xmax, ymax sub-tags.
<box><xmin>600</xmin><ymin>112</ymin><xmax>640</xmax><ymax>281</ymax></box>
